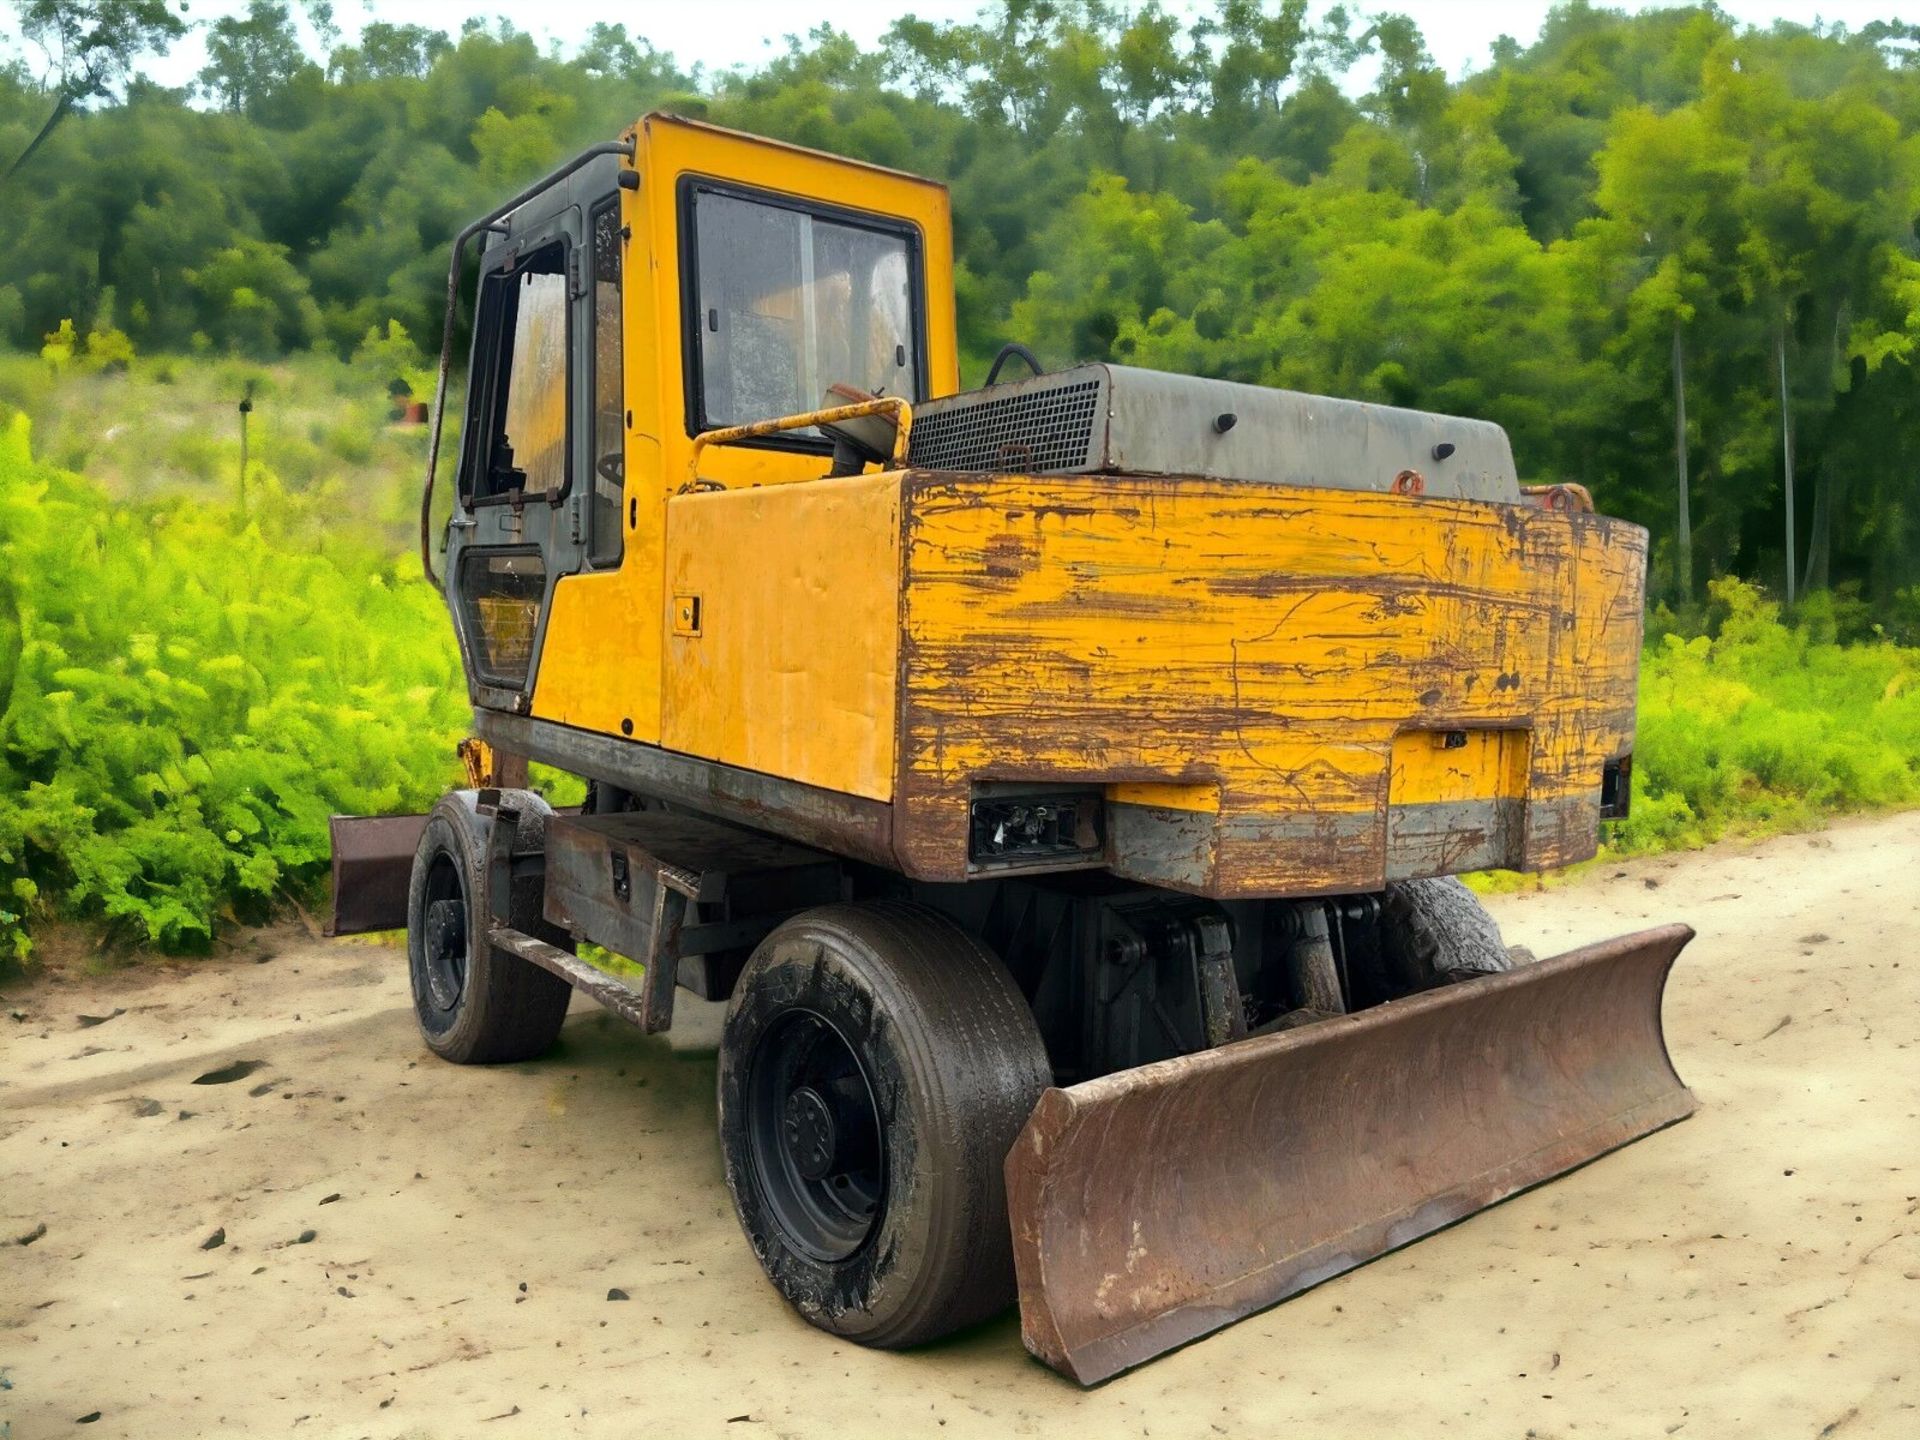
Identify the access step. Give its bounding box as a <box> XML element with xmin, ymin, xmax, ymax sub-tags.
<box><xmin>539</xmin><ymin>809</ymin><xmax>843</xmax><ymax>1032</ymax></box>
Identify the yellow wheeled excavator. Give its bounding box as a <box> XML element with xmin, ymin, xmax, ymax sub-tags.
<box><xmin>330</xmin><ymin>113</ymin><xmax>1693</xmax><ymax>1384</ymax></box>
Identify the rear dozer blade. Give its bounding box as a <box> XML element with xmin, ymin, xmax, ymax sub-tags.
<box><xmin>1005</xmin><ymin>923</ymin><xmax>1695</xmax><ymax>1385</ymax></box>
<box><xmin>327</xmin><ymin>813</ymin><xmax>427</xmax><ymax>935</ymax></box>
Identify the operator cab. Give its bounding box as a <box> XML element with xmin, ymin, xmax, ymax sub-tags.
<box><xmin>439</xmin><ymin>114</ymin><xmax>959</xmax><ymax>726</ymax></box>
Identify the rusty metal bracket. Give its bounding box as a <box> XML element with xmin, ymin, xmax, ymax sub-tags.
<box><xmin>1191</xmin><ymin>912</ymin><xmax>1245</xmax><ymax>1049</ymax></box>
<box><xmin>485</xmin><ymin>800</ymin><xmax>519</xmax><ymax>926</ymax></box>
<box><xmin>541</xmin><ymin>810</ymin><xmax>841</xmax><ymax>1032</ymax></box>
<box><xmin>490</xmin><ymin>924</ymin><xmax>656</xmax><ymax>1029</ymax></box>
<box><xmin>1521</xmin><ymin>481</ymin><xmax>1595</xmax><ymax>513</ymax></box>
<box><xmin>635</xmin><ymin>868</ymin><xmax>693</xmax><ymax>1031</ymax></box>
<box><xmin>326</xmin><ymin>814</ymin><xmax>427</xmax><ymax>935</ymax></box>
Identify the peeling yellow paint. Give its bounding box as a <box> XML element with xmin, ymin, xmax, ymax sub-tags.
<box><xmin>1110</xmin><ymin>783</ymin><xmax>1222</xmax><ymax>814</ymax></box>
<box><xmin>896</xmin><ymin>471</ymin><xmax>1645</xmax><ymax>891</ymax></box>
<box><xmin>1389</xmin><ymin>729</ymin><xmax>1531</xmax><ymax>806</ymax></box>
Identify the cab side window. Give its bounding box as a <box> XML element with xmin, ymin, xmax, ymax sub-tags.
<box><xmin>464</xmin><ymin>241</ymin><xmax>569</xmax><ymax>504</ymax></box>
<box><xmin>589</xmin><ymin>200</ymin><xmax>624</xmax><ymax>565</ymax></box>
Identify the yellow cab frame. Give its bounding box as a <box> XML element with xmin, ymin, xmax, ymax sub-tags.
<box><xmin>430</xmin><ymin>112</ymin><xmax>955</xmax><ymax>794</ymax></box>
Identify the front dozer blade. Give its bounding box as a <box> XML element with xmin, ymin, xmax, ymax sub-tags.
<box><xmin>327</xmin><ymin>813</ymin><xmax>427</xmax><ymax>935</ymax></box>
<box><xmin>1005</xmin><ymin>923</ymin><xmax>1695</xmax><ymax>1385</ymax></box>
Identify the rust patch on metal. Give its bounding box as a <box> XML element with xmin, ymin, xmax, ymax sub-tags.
<box><xmin>1523</xmin><ymin>482</ymin><xmax>1596</xmax><ymax>513</ymax></box>
<box><xmin>473</xmin><ymin>711</ymin><xmax>897</xmax><ymax>871</ymax></box>
<box><xmin>984</xmin><ymin>531</ymin><xmax>1042</xmax><ymax>579</ymax></box>
<box><xmin>1004</xmin><ymin>924</ymin><xmax>1697</xmax><ymax>1385</ymax></box>
<box><xmin>891</xmin><ymin>472</ymin><xmax>1647</xmax><ymax>891</ymax></box>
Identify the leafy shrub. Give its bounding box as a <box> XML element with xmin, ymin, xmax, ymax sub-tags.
<box><xmin>0</xmin><ymin>413</ymin><xmax>470</xmax><ymax>957</ymax></box>
<box><xmin>39</xmin><ymin>319</ymin><xmax>78</xmax><ymax>374</ymax></box>
<box><xmin>351</xmin><ymin>320</ymin><xmax>435</xmax><ymax>404</ymax></box>
<box><xmin>0</xmin><ymin>351</ymin><xmax>56</xmax><ymax>418</ymax></box>
<box><xmin>84</xmin><ymin>324</ymin><xmax>136</xmax><ymax>374</ymax></box>
<box><xmin>1608</xmin><ymin>577</ymin><xmax>1920</xmax><ymax>855</ymax></box>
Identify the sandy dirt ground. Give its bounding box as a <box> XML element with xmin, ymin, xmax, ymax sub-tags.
<box><xmin>3</xmin><ymin>812</ymin><xmax>1917</xmax><ymax>1439</ymax></box>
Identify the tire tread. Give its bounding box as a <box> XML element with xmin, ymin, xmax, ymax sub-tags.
<box><xmin>408</xmin><ymin>792</ymin><xmax>573</xmax><ymax>1066</ymax></box>
<box><xmin>1381</xmin><ymin>875</ymin><xmax>1512</xmax><ymax>988</ymax></box>
<box><xmin>719</xmin><ymin>900</ymin><xmax>1049</xmax><ymax>1348</ymax></box>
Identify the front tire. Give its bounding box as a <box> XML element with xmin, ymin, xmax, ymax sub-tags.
<box><xmin>1380</xmin><ymin>875</ymin><xmax>1515</xmax><ymax>989</ymax></box>
<box><xmin>405</xmin><ymin>791</ymin><xmax>573</xmax><ymax>1064</ymax></box>
<box><xmin>717</xmin><ymin>902</ymin><xmax>1050</xmax><ymax>1348</ymax></box>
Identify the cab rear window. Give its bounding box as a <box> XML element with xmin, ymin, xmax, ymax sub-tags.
<box><xmin>683</xmin><ymin>182</ymin><xmax>922</xmax><ymax>442</ymax></box>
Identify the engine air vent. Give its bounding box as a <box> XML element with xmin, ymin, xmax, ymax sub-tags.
<box><xmin>907</xmin><ymin>375</ymin><xmax>1103</xmax><ymax>474</ymax></box>
<box><xmin>901</xmin><ymin>361</ymin><xmax>1523</xmax><ymax>502</ymax></box>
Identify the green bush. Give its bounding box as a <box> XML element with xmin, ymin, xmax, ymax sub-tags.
<box><xmin>0</xmin><ymin>412</ymin><xmax>469</xmax><ymax>958</ymax></box>
<box><xmin>1607</xmin><ymin>577</ymin><xmax>1920</xmax><ymax>855</ymax></box>
<box><xmin>84</xmin><ymin>324</ymin><xmax>136</xmax><ymax>374</ymax></box>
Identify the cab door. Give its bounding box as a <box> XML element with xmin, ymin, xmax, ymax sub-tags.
<box><xmin>446</xmin><ymin>203</ymin><xmax>585</xmax><ymax>713</ymax></box>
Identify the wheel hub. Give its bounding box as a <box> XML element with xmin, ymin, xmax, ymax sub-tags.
<box><xmin>423</xmin><ymin>895</ymin><xmax>467</xmax><ymax>1009</ymax></box>
<box><xmin>745</xmin><ymin>1010</ymin><xmax>885</xmax><ymax>1262</ymax></box>
<box><xmin>783</xmin><ymin>1086</ymin><xmax>837</xmax><ymax>1181</ymax></box>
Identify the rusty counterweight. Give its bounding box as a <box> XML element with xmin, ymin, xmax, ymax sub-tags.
<box><xmin>1005</xmin><ymin>923</ymin><xmax>1696</xmax><ymax>1385</ymax></box>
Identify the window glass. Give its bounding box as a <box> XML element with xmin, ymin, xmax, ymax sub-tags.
<box><xmin>459</xmin><ymin>551</ymin><xmax>546</xmax><ymax>687</ymax></box>
<box><xmin>476</xmin><ymin>243</ymin><xmax>567</xmax><ymax>500</ymax></box>
<box><xmin>589</xmin><ymin>202</ymin><xmax>624</xmax><ymax>564</ymax></box>
<box><xmin>693</xmin><ymin>190</ymin><xmax>916</xmax><ymax>433</ymax></box>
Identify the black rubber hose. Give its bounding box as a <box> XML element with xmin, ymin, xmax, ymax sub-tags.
<box><xmin>984</xmin><ymin>342</ymin><xmax>1045</xmax><ymax>387</ymax></box>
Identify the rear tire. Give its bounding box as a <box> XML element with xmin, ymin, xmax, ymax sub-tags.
<box><xmin>1380</xmin><ymin>876</ymin><xmax>1514</xmax><ymax>990</ymax></box>
<box><xmin>405</xmin><ymin>791</ymin><xmax>573</xmax><ymax>1064</ymax></box>
<box><xmin>717</xmin><ymin>902</ymin><xmax>1050</xmax><ymax>1348</ymax></box>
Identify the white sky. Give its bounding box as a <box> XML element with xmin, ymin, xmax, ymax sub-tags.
<box><xmin>9</xmin><ymin>1</ymin><xmax>1912</xmax><ymax>92</ymax></box>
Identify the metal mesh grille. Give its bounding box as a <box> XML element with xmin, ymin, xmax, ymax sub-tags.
<box><xmin>908</xmin><ymin>378</ymin><xmax>1102</xmax><ymax>473</ymax></box>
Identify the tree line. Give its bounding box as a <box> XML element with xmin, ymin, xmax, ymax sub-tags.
<box><xmin>3</xmin><ymin>0</ymin><xmax>1920</xmax><ymax>616</ymax></box>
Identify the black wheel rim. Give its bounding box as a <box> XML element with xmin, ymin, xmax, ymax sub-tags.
<box><xmin>420</xmin><ymin>851</ymin><xmax>468</xmax><ymax>1014</ymax></box>
<box><xmin>745</xmin><ymin>1010</ymin><xmax>885</xmax><ymax>1263</ymax></box>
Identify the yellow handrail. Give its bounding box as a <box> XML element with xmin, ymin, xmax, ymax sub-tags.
<box><xmin>687</xmin><ymin>396</ymin><xmax>915</xmax><ymax>487</ymax></box>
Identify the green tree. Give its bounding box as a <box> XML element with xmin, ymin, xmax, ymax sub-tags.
<box><xmin>329</xmin><ymin>22</ymin><xmax>451</xmax><ymax>84</ymax></box>
<box><xmin>199</xmin><ymin>1</ymin><xmax>315</xmax><ymax>117</ymax></box>
<box><xmin>1710</xmin><ymin>49</ymin><xmax>1915</xmax><ymax>600</ymax></box>
<box><xmin>1195</xmin><ymin>0</ymin><xmax>1307</xmax><ymax>130</ymax></box>
<box><xmin>1592</xmin><ymin>104</ymin><xmax>1746</xmax><ymax>601</ymax></box>
<box><xmin>4</xmin><ymin>0</ymin><xmax>186</xmax><ymax>184</ymax></box>
<box><xmin>186</xmin><ymin>237</ymin><xmax>320</xmax><ymax>354</ymax></box>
